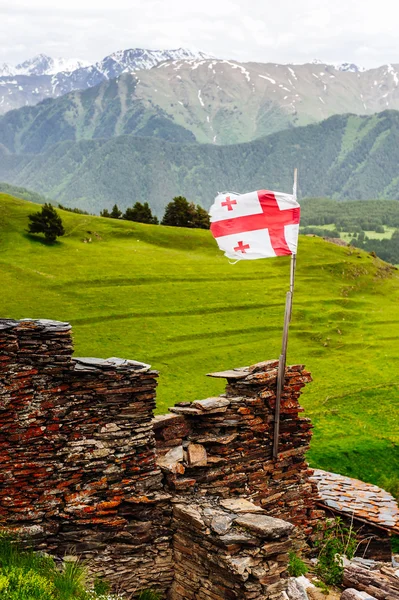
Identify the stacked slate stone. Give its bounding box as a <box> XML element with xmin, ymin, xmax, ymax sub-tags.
<box><xmin>0</xmin><ymin>319</ymin><xmax>74</xmax><ymax>529</ymax></box>
<box><xmin>0</xmin><ymin>319</ymin><xmax>173</xmax><ymax>596</ymax></box>
<box><xmin>343</xmin><ymin>561</ymin><xmax>399</xmax><ymax>600</ymax></box>
<box><xmin>170</xmin><ymin>496</ymin><xmax>294</xmax><ymax>600</ymax></box>
<box><xmin>157</xmin><ymin>359</ymin><xmax>320</xmax><ymax>543</ymax></box>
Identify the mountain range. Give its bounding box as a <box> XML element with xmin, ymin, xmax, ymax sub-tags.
<box><xmin>2</xmin><ymin>47</ymin><xmax>399</xmax><ymax>212</ymax></box>
<box><xmin>1</xmin><ymin>111</ymin><xmax>398</xmax><ymax>214</ymax></box>
<box><xmin>0</xmin><ymin>49</ymin><xmax>210</xmax><ymax>114</ymax></box>
<box><xmin>2</xmin><ymin>56</ymin><xmax>399</xmax><ymax>151</ymax></box>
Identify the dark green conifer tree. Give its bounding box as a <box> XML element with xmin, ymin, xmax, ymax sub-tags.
<box><xmin>161</xmin><ymin>197</ymin><xmax>197</xmax><ymax>228</ymax></box>
<box><xmin>27</xmin><ymin>203</ymin><xmax>65</xmax><ymax>243</ymax></box>
<box><xmin>193</xmin><ymin>204</ymin><xmax>210</xmax><ymax>229</ymax></box>
<box><xmin>110</xmin><ymin>204</ymin><xmax>122</xmax><ymax>219</ymax></box>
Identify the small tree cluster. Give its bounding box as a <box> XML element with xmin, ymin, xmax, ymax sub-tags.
<box><xmin>100</xmin><ymin>204</ymin><xmax>122</xmax><ymax>219</ymax></box>
<box><xmin>101</xmin><ymin>202</ymin><xmax>158</xmax><ymax>224</ymax></box>
<box><xmin>100</xmin><ymin>197</ymin><xmax>210</xmax><ymax>229</ymax></box>
<box><xmin>161</xmin><ymin>196</ymin><xmax>210</xmax><ymax>229</ymax></box>
<box><xmin>28</xmin><ymin>203</ymin><xmax>65</xmax><ymax>243</ymax></box>
<box><xmin>124</xmin><ymin>202</ymin><xmax>158</xmax><ymax>224</ymax></box>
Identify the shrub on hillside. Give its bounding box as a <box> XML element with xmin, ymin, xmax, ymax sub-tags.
<box><xmin>28</xmin><ymin>203</ymin><xmax>65</xmax><ymax>243</ymax></box>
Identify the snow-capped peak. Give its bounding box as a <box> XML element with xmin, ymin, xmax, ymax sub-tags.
<box><xmin>46</xmin><ymin>57</ymin><xmax>90</xmax><ymax>74</ymax></box>
<box><xmin>0</xmin><ymin>54</ymin><xmax>89</xmax><ymax>77</ymax></box>
<box><xmin>95</xmin><ymin>47</ymin><xmax>212</xmax><ymax>79</ymax></box>
<box><xmin>0</xmin><ymin>63</ymin><xmax>15</xmax><ymax>77</ymax></box>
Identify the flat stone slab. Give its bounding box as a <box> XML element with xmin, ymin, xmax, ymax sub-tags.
<box><xmin>196</xmin><ymin>433</ymin><xmax>238</xmax><ymax>445</ymax></box>
<box><xmin>193</xmin><ymin>397</ymin><xmax>231</xmax><ymax>411</ymax></box>
<box><xmin>73</xmin><ymin>356</ymin><xmax>151</xmax><ymax>372</ymax></box>
<box><xmin>170</xmin><ymin>398</ymin><xmax>230</xmax><ymax>415</ymax></box>
<box><xmin>169</xmin><ymin>406</ymin><xmax>204</xmax><ymax>415</ymax></box>
<box><xmin>0</xmin><ymin>318</ymin><xmax>71</xmax><ymax>332</ymax></box>
<box><xmin>0</xmin><ymin>319</ymin><xmax>20</xmax><ymax>330</ymax></box>
<box><xmin>206</xmin><ymin>369</ymin><xmax>250</xmax><ymax>379</ymax></box>
<box><xmin>151</xmin><ymin>413</ymin><xmax>182</xmax><ymax>428</ymax></box>
<box><xmin>234</xmin><ymin>513</ymin><xmax>294</xmax><ymax>539</ymax></box>
<box><xmin>210</xmin><ymin>514</ymin><xmax>234</xmax><ymax>535</ymax></box>
<box><xmin>173</xmin><ymin>504</ymin><xmax>206</xmax><ymax>531</ymax></box>
<box><xmin>187</xmin><ymin>443</ymin><xmax>207</xmax><ymax>467</ymax></box>
<box><xmin>218</xmin><ymin>531</ymin><xmax>258</xmax><ymax>545</ymax></box>
<box><xmin>157</xmin><ymin>446</ymin><xmax>184</xmax><ymax>473</ymax></box>
<box><xmin>220</xmin><ymin>498</ymin><xmax>264</xmax><ymax>514</ymax></box>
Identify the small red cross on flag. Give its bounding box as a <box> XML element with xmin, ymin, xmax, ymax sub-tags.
<box><xmin>209</xmin><ymin>189</ymin><xmax>300</xmax><ymax>260</ymax></box>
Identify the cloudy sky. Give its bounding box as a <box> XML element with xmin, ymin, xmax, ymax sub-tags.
<box><xmin>1</xmin><ymin>0</ymin><xmax>398</xmax><ymax>68</ymax></box>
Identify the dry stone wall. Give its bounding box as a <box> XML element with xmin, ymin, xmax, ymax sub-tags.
<box><xmin>153</xmin><ymin>361</ymin><xmax>320</xmax><ymax>549</ymax></box>
<box><xmin>0</xmin><ymin>318</ymin><xmax>173</xmax><ymax>594</ymax></box>
<box><xmin>0</xmin><ymin>318</ymin><xmax>318</xmax><ymax>599</ymax></box>
<box><xmin>170</xmin><ymin>497</ymin><xmax>294</xmax><ymax>600</ymax></box>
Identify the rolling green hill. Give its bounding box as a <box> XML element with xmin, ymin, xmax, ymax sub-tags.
<box><xmin>1</xmin><ymin>111</ymin><xmax>399</xmax><ymax>215</ymax></box>
<box><xmin>0</xmin><ymin>182</ymin><xmax>49</xmax><ymax>204</ymax></box>
<box><xmin>1</xmin><ymin>193</ymin><xmax>399</xmax><ymax>496</ymax></box>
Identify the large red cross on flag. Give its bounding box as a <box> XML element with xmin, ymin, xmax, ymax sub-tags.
<box><xmin>209</xmin><ymin>189</ymin><xmax>300</xmax><ymax>260</ymax></box>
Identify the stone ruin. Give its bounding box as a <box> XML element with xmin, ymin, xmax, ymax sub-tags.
<box><xmin>0</xmin><ymin>318</ymin><xmax>322</xmax><ymax>599</ymax></box>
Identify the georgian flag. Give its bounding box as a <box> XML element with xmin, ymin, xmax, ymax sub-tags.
<box><xmin>209</xmin><ymin>190</ymin><xmax>300</xmax><ymax>260</ymax></box>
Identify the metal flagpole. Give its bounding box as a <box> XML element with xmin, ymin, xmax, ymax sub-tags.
<box><xmin>272</xmin><ymin>168</ymin><xmax>298</xmax><ymax>460</ymax></box>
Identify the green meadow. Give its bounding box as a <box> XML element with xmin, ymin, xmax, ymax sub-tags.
<box><xmin>307</xmin><ymin>223</ymin><xmax>397</xmax><ymax>243</ymax></box>
<box><xmin>1</xmin><ymin>194</ymin><xmax>399</xmax><ymax>495</ymax></box>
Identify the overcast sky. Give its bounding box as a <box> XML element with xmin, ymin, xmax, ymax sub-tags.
<box><xmin>1</xmin><ymin>0</ymin><xmax>398</xmax><ymax>69</ymax></box>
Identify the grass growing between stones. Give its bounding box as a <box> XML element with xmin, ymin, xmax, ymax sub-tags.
<box><xmin>1</xmin><ymin>194</ymin><xmax>399</xmax><ymax>494</ymax></box>
<box><xmin>0</xmin><ymin>534</ymin><xmax>118</xmax><ymax>600</ymax></box>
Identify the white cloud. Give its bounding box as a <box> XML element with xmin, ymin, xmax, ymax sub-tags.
<box><xmin>0</xmin><ymin>0</ymin><xmax>399</xmax><ymax>68</ymax></box>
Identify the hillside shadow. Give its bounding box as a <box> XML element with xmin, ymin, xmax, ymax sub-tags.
<box><xmin>24</xmin><ymin>233</ymin><xmax>62</xmax><ymax>247</ymax></box>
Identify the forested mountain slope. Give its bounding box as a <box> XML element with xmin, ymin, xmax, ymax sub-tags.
<box><xmin>1</xmin><ymin>111</ymin><xmax>399</xmax><ymax>213</ymax></box>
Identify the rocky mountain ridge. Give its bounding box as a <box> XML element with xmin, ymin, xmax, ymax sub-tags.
<box><xmin>0</xmin><ymin>48</ymin><xmax>210</xmax><ymax>114</ymax></box>
<box><xmin>2</xmin><ymin>57</ymin><xmax>399</xmax><ymax>150</ymax></box>
<box><xmin>0</xmin><ymin>54</ymin><xmax>89</xmax><ymax>77</ymax></box>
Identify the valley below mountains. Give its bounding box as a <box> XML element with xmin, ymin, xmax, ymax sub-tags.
<box><xmin>1</xmin><ymin>111</ymin><xmax>399</xmax><ymax>214</ymax></box>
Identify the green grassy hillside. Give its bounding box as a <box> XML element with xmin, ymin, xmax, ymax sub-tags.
<box><xmin>2</xmin><ymin>112</ymin><xmax>399</xmax><ymax>215</ymax></box>
<box><xmin>1</xmin><ymin>194</ymin><xmax>399</xmax><ymax>494</ymax></box>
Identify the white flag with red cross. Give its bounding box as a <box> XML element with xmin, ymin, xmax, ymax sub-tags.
<box><xmin>209</xmin><ymin>189</ymin><xmax>300</xmax><ymax>260</ymax></box>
